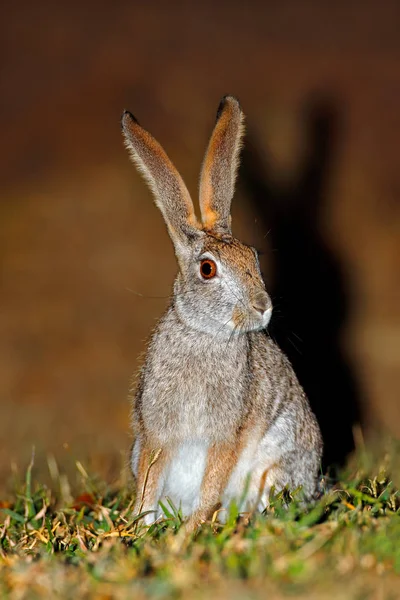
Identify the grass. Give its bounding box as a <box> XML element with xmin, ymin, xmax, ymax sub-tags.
<box><xmin>0</xmin><ymin>446</ymin><xmax>399</xmax><ymax>600</ymax></box>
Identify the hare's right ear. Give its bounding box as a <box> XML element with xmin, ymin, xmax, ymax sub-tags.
<box><xmin>199</xmin><ymin>96</ymin><xmax>245</xmax><ymax>235</ymax></box>
<box><xmin>121</xmin><ymin>111</ymin><xmax>201</xmax><ymax>253</ymax></box>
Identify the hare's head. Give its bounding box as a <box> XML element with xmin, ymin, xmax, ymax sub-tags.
<box><xmin>122</xmin><ymin>96</ymin><xmax>272</xmax><ymax>336</ymax></box>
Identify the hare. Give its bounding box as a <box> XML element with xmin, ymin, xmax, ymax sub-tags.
<box><xmin>121</xmin><ymin>96</ymin><xmax>323</xmax><ymax>531</ymax></box>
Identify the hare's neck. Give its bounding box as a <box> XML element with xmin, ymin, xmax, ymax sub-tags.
<box><xmin>170</xmin><ymin>297</ymin><xmax>247</xmax><ymax>342</ymax></box>
<box><xmin>157</xmin><ymin>306</ymin><xmax>249</xmax><ymax>367</ymax></box>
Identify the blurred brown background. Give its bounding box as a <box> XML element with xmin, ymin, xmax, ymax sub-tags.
<box><xmin>1</xmin><ymin>1</ymin><xmax>399</xmax><ymax>485</ymax></box>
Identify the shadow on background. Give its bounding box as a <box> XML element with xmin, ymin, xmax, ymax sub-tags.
<box><xmin>241</xmin><ymin>97</ymin><xmax>361</xmax><ymax>469</ymax></box>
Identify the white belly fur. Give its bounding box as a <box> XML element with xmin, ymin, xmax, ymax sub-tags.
<box><xmin>158</xmin><ymin>441</ymin><xmax>209</xmax><ymax>518</ymax></box>
<box><xmin>159</xmin><ymin>438</ymin><xmax>275</xmax><ymax>519</ymax></box>
<box><xmin>133</xmin><ymin>418</ymin><xmax>290</xmax><ymax>522</ymax></box>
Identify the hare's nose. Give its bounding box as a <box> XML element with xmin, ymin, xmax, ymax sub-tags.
<box><xmin>252</xmin><ymin>292</ymin><xmax>271</xmax><ymax>315</ymax></box>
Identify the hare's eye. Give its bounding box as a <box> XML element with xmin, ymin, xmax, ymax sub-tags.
<box><xmin>200</xmin><ymin>259</ymin><xmax>217</xmax><ymax>279</ymax></box>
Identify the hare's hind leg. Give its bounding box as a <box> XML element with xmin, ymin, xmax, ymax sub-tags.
<box><xmin>132</xmin><ymin>438</ymin><xmax>168</xmax><ymax>526</ymax></box>
<box><xmin>255</xmin><ymin>448</ymin><xmax>320</xmax><ymax>509</ymax></box>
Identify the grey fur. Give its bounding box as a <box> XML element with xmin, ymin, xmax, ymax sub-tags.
<box><xmin>123</xmin><ymin>97</ymin><xmax>323</xmax><ymax>527</ymax></box>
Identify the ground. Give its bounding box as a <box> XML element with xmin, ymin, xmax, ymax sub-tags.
<box><xmin>0</xmin><ymin>443</ymin><xmax>399</xmax><ymax>599</ymax></box>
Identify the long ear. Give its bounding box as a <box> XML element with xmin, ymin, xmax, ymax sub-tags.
<box><xmin>199</xmin><ymin>96</ymin><xmax>245</xmax><ymax>234</ymax></box>
<box><xmin>121</xmin><ymin>111</ymin><xmax>201</xmax><ymax>251</ymax></box>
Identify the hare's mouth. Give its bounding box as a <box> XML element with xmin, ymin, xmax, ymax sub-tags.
<box><xmin>260</xmin><ymin>306</ymin><xmax>273</xmax><ymax>329</ymax></box>
<box><xmin>247</xmin><ymin>307</ymin><xmax>272</xmax><ymax>332</ymax></box>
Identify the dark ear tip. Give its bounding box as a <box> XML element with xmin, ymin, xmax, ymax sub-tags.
<box><xmin>216</xmin><ymin>95</ymin><xmax>241</xmax><ymax>120</ymax></box>
<box><xmin>121</xmin><ymin>110</ymin><xmax>139</xmax><ymax>130</ymax></box>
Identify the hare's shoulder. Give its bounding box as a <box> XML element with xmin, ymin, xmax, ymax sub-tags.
<box><xmin>248</xmin><ymin>331</ymin><xmax>309</xmax><ymax>410</ymax></box>
<box><xmin>249</xmin><ymin>331</ymin><xmax>294</xmax><ymax>374</ymax></box>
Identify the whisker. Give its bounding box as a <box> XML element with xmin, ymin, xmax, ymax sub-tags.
<box><xmin>263</xmin><ymin>228</ymin><xmax>272</xmax><ymax>239</ymax></box>
<box><xmin>225</xmin><ymin>318</ymin><xmax>238</xmax><ymax>351</ymax></box>
<box><xmin>291</xmin><ymin>331</ymin><xmax>303</xmax><ymax>342</ymax></box>
<box><xmin>286</xmin><ymin>334</ymin><xmax>302</xmax><ymax>355</ymax></box>
<box><xmin>125</xmin><ymin>287</ymin><xmax>171</xmax><ymax>300</ymax></box>
<box><xmin>222</xmin><ymin>279</ymin><xmax>248</xmax><ymax>314</ymax></box>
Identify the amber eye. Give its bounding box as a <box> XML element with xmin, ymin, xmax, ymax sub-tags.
<box><xmin>200</xmin><ymin>259</ymin><xmax>217</xmax><ymax>279</ymax></box>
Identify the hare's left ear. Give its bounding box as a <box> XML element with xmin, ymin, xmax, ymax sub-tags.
<box><xmin>199</xmin><ymin>96</ymin><xmax>245</xmax><ymax>235</ymax></box>
<box><xmin>121</xmin><ymin>110</ymin><xmax>201</xmax><ymax>255</ymax></box>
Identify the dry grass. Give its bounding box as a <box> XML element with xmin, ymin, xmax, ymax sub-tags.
<box><xmin>1</xmin><ymin>445</ymin><xmax>399</xmax><ymax>599</ymax></box>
